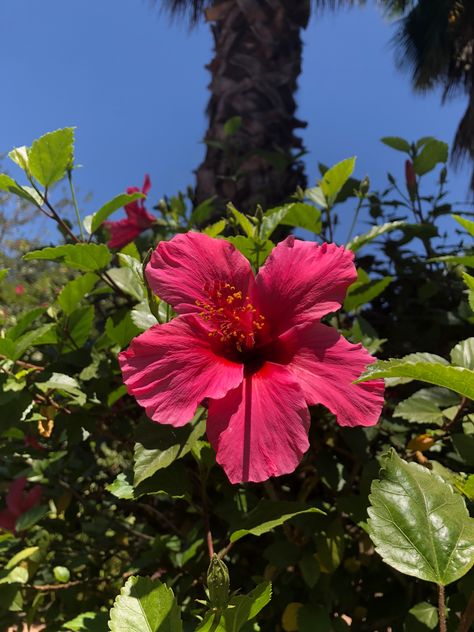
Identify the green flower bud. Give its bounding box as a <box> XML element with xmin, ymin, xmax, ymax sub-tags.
<box><xmin>207</xmin><ymin>554</ymin><xmax>230</xmax><ymax>609</ymax></box>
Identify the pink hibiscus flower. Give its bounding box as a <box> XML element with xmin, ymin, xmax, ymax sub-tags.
<box><xmin>0</xmin><ymin>478</ymin><xmax>42</xmax><ymax>533</ymax></box>
<box><xmin>119</xmin><ymin>233</ymin><xmax>384</xmax><ymax>484</ymax></box>
<box><xmin>104</xmin><ymin>174</ymin><xmax>155</xmax><ymax>249</ymax></box>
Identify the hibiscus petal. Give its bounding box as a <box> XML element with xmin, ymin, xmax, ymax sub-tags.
<box><xmin>278</xmin><ymin>323</ymin><xmax>384</xmax><ymax>427</ymax></box>
<box><xmin>207</xmin><ymin>363</ymin><xmax>310</xmax><ymax>484</ymax></box>
<box><xmin>256</xmin><ymin>237</ymin><xmax>357</xmax><ymax>334</ymax></box>
<box><xmin>104</xmin><ymin>218</ymin><xmax>141</xmax><ymax>249</ymax></box>
<box><xmin>6</xmin><ymin>478</ymin><xmax>26</xmax><ymax>513</ymax></box>
<box><xmin>146</xmin><ymin>232</ymin><xmax>255</xmax><ymax>315</ymax></box>
<box><xmin>119</xmin><ymin>316</ymin><xmax>243</xmax><ymax>426</ymax></box>
<box><xmin>0</xmin><ymin>509</ymin><xmax>17</xmax><ymax>532</ymax></box>
<box><xmin>22</xmin><ymin>485</ymin><xmax>42</xmax><ymax>513</ymax></box>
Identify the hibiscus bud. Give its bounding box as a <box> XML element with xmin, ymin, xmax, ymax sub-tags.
<box><xmin>207</xmin><ymin>554</ymin><xmax>230</xmax><ymax>609</ymax></box>
<box><xmin>359</xmin><ymin>176</ymin><xmax>370</xmax><ymax>197</ymax></box>
<box><xmin>405</xmin><ymin>160</ymin><xmax>417</xmax><ymax>200</ymax></box>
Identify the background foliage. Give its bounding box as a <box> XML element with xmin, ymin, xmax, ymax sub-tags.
<box><xmin>0</xmin><ymin>128</ymin><xmax>473</xmax><ymax>631</ymax></box>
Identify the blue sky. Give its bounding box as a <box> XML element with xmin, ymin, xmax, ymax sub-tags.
<box><xmin>1</xmin><ymin>0</ymin><xmax>471</xmax><ymax>239</ymax></box>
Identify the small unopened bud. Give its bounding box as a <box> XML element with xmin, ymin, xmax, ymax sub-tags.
<box><xmin>405</xmin><ymin>160</ymin><xmax>417</xmax><ymax>200</ymax></box>
<box><xmin>207</xmin><ymin>554</ymin><xmax>230</xmax><ymax>609</ymax></box>
<box><xmin>255</xmin><ymin>205</ymin><xmax>264</xmax><ymax>224</ymax></box>
<box><xmin>359</xmin><ymin>176</ymin><xmax>370</xmax><ymax>196</ymax></box>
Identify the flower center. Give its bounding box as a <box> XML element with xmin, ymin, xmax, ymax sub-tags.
<box><xmin>196</xmin><ymin>281</ymin><xmax>266</xmax><ymax>352</ymax></box>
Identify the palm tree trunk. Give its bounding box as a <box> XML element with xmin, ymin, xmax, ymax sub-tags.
<box><xmin>195</xmin><ymin>0</ymin><xmax>310</xmax><ymax>215</ymax></box>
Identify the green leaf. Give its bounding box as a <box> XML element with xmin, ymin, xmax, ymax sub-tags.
<box><xmin>358</xmin><ymin>357</ymin><xmax>474</xmax><ymax>400</ymax></box>
<box><xmin>8</xmin><ymin>146</ymin><xmax>30</xmax><ymax>172</ymax></box>
<box><xmin>367</xmin><ymin>449</ymin><xmax>474</xmax><ymax>585</ymax></box>
<box><xmin>0</xmin><ymin>174</ymin><xmax>41</xmax><ymax>206</ymax></box>
<box><xmin>67</xmin><ymin>305</ymin><xmax>95</xmax><ymax>349</ymax></box>
<box><xmin>53</xmin><ymin>566</ymin><xmax>71</xmax><ymax>583</ymax></box>
<box><xmin>320</xmin><ymin>157</ymin><xmax>356</xmax><ymax>206</ymax></box>
<box><xmin>196</xmin><ymin>582</ymin><xmax>272</xmax><ymax>632</ymax></box>
<box><xmin>430</xmin><ymin>255</ymin><xmax>474</xmax><ymax>268</ymax></box>
<box><xmin>453</xmin><ymin>214</ymin><xmax>474</xmax><ymax>237</ymax></box>
<box><xmin>413</xmin><ymin>139</ymin><xmax>448</xmax><ymax>176</ymax></box>
<box><xmin>462</xmin><ymin>272</ymin><xmax>474</xmax><ymax>312</ymax></box>
<box><xmin>0</xmin><ymin>268</ymin><xmax>9</xmax><ymax>282</ymax></box>
<box><xmin>64</xmin><ymin>612</ymin><xmax>109</xmax><ymax>631</ymax></box>
<box><xmin>107</xmin><ymin>267</ymin><xmax>144</xmax><ymax>301</ymax></box>
<box><xmin>343</xmin><ymin>272</ymin><xmax>393</xmax><ymax>312</ymax></box>
<box><xmin>393</xmin><ymin>387</ymin><xmax>460</xmax><ymax>425</ymax></box>
<box><xmin>228</xmin><ymin>204</ymin><xmax>255</xmax><ymax>238</ymax></box>
<box><xmin>106</xmin><ymin>473</ymin><xmax>134</xmax><ymax>500</ymax></box>
<box><xmin>131</xmin><ymin>301</ymin><xmax>158</xmax><ymax>332</ymax></box>
<box><xmin>5</xmin><ymin>547</ymin><xmax>39</xmax><ymax>570</ymax></box>
<box><xmin>15</xmin><ymin>505</ymin><xmax>48</xmax><ymax>532</ymax></box>
<box><xmin>83</xmin><ymin>193</ymin><xmax>146</xmax><ymax>234</ymax></box>
<box><xmin>227</xmin><ymin>236</ymin><xmax>273</xmax><ymax>267</ymax></box>
<box><xmin>408</xmin><ymin>602</ymin><xmax>438</xmax><ymax>630</ymax></box>
<box><xmin>108</xmin><ymin>576</ymin><xmax>182</xmax><ymax>632</ymax></box>
<box><xmin>381</xmin><ymin>136</ymin><xmax>411</xmax><ymax>153</ymax></box>
<box><xmin>134</xmin><ymin>411</ymin><xmax>205</xmax><ymax>486</ymax></box>
<box><xmin>24</xmin><ymin>243</ymin><xmax>111</xmax><ymax>272</ymax></box>
<box><xmin>9</xmin><ymin>323</ymin><xmax>56</xmax><ymax>361</ymax></box>
<box><xmin>37</xmin><ymin>372</ymin><xmax>86</xmax><ymax>406</ymax></box>
<box><xmin>28</xmin><ymin>127</ymin><xmax>75</xmax><ymax>186</ymax></box>
<box><xmin>230</xmin><ymin>501</ymin><xmax>324</xmax><ymax>543</ymax></box>
<box><xmin>347</xmin><ymin>221</ymin><xmax>407</xmax><ymax>252</ymax></box>
<box><xmin>450</xmin><ymin>338</ymin><xmax>474</xmax><ymax>370</ymax></box>
<box><xmin>58</xmin><ymin>273</ymin><xmax>99</xmax><ymax>315</ymax></box>
<box><xmin>134</xmin><ymin>461</ymin><xmax>192</xmax><ymax>500</ymax></box>
<box><xmin>106</xmin><ymin>312</ymin><xmax>141</xmax><ymax>349</ymax></box>
<box><xmin>203</xmin><ymin>218</ymin><xmax>226</xmax><ymax>237</ymax></box>
<box><xmin>262</xmin><ymin>203</ymin><xmax>321</xmax><ymax>238</ymax></box>
<box><xmin>305</xmin><ymin>185</ymin><xmax>326</xmax><ymax>207</ymax></box>
<box><xmin>191</xmin><ymin>197</ymin><xmax>216</xmax><ymax>226</ymax></box>
<box><xmin>223</xmin><ymin>115</ymin><xmax>242</xmax><ymax>136</ymax></box>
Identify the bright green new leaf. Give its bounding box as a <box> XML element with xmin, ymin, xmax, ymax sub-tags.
<box><xmin>228</xmin><ymin>204</ymin><xmax>255</xmax><ymax>238</ymax></box>
<box><xmin>368</xmin><ymin>450</ymin><xmax>474</xmax><ymax>584</ymax></box>
<box><xmin>106</xmin><ymin>473</ymin><xmax>134</xmax><ymax>500</ymax></box>
<box><xmin>24</xmin><ymin>243</ymin><xmax>111</xmax><ymax>272</ymax></box>
<box><xmin>203</xmin><ymin>218</ymin><xmax>226</xmax><ymax>237</ymax></box>
<box><xmin>381</xmin><ymin>136</ymin><xmax>411</xmax><ymax>153</ymax></box>
<box><xmin>413</xmin><ymin>139</ymin><xmax>448</xmax><ymax>176</ymax></box>
<box><xmin>28</xmin><ymin>127</ymin><xmax>75</xmax><ymax>186</ymax></box>
<box><xmin>453</xmin><ymin>214</ymin><xmax>474</xmax><ymax>237</ymax></box>
<box><xmin>230</xmin><ymin>501</ymin><xmax>324</xmax><ymax>542</ymax></box>
<box><xmin>305</xmin><ymin>185</ymin><xmax>326</xmax><ymax>207</ymax></box>
<box><xmin>462</xmin><ymin>272</ymin><xmax>474</xmax><ymax>312</ymax></box>
<box><xmin>54</xmin><ymin>566</ymin><xmax>71</xmax><ymax>583</ymax></box>
<box><xmin>262</xmin><ymin>203</ymin><xmax>321</xmax><ymax>238</ymax></box>
<box><xmin>108</xmin><ymin>576</ymin><xmax>182</xmax><ymax>632</ymax></box>
<box><xmin>5</xmin><ymin>547</ymin><xmax>39</xmax><ymax>570</ymax></box>
<box><xmin>320</xmin><ymin>157</ymin><xmax>356</xmax><ymax>206</ymax></box>
<box><xmin>450</xmin><ymin>337</ymin><xmax>474</xmax><ymax>370</ymax></box>
<box><xmin>58</xmin><ymin>273</ymin><xmax>98</xmax><ymax>315</ymax></box>
<box><xmin>8</xmin><ymin>146</ymin><xmax>30</xmax><ymax>171</ymax></box>
<box><xmin>227</xmin><ymin>236</ymin><xmax>273</xmax><ymax>267</ymax></box>
<box><xmin>408</xmin><ymin>602</ymin><xmax>438</xmax><ymax>630</ymax></box>
<box><xmin>347</xmin><ymin>221</ymin><xmax>407</xmax><ymax>252</ymax></box>
<box><xmin>83</xmin><ymin>192</ymin><xmax>146</xmax><ymax>234</ymax></box>
<box><xmin>0</xmin><ymin>174</ymin><xmax>41</xmax><ymax>206</ymax></box>
<box><xmin>358</xmin><ymin>357</ymin><xmax>474</xmax><ymax>400</ymax></box>
<box><xmin>0</xmin><ymin>268</ymin><xmax>9</xmax><ymax>283</ymax></box>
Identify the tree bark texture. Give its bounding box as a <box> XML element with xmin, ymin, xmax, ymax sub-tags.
<box><xmin>195</xmin><ymin>0</ymin><xmax>310</xmax><ymax>216</ymax></box>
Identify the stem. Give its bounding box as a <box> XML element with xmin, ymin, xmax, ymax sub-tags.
<box><xmin>200</xmin><ymin>471</ymin><xmax>214</xmax><ymax>559</ymax></box>
<box><xmin>325</xmin><ymin>206</ymin><xmax>334</xmax><ymax>242</ymax></box>
<box><xmin>68</xmin><ymin>170</ymin><xmax>84</xmax><ymax>240</ymax></box>
<box><xmin>458</xmin><ymin>590</ymin><xmax>474</xmax><ymax>632</ymax></box>
<box><xmin>346</xmin><ymin>196</ymin><xmax>364</xmax><ymax>244</ymax></box>
<box><xmin>438</xmin><ymin>584</ymin><xmax>447</xmax><ymax>632</ymax></box>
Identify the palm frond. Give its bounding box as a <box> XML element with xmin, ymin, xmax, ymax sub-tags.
<box><xmin>155</xmin><ymin>0</ymin><xmax>210</xmax><ymax>23</ymax></box>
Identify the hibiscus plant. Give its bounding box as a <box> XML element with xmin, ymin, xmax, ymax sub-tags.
<box><xmin>0</xmin><ymin>128</ymin><xmax>473</xmax><ymax>631</ymax></box>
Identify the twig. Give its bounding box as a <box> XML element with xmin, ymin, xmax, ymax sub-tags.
<box><xmin>0</xmin><ymin>355</ymin><xmax>44</xmax><ymax>372</ymax></box>
<box><xmin>438</xmin><ymin>584</ymin><xmax>447</xmax><ymax>632</ymax></box>
<box><xmin>458</xmin><ymin>590</ymin><xmax>474</xmax><ymax>632</ymax></box>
